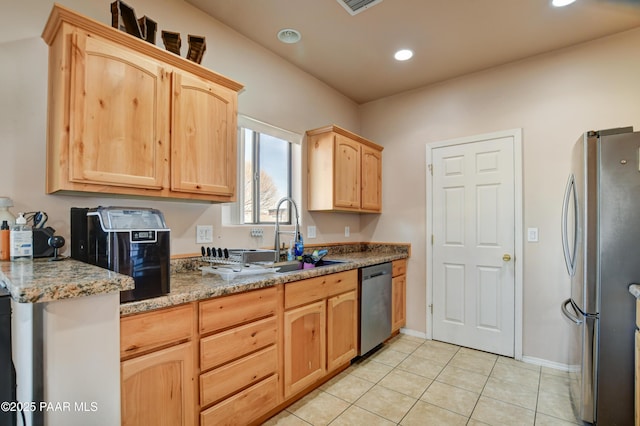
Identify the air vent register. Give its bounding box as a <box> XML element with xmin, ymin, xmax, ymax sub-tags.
<box><xmin>336</xmin><ymin>0</ymin><xmax>383</xmax><ymax>16</ymax></box>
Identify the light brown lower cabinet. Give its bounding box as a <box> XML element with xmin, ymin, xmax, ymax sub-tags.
<box><xmin>283</xmin><ymin>270</ymin><xmax>358</xmax><ymax>399</ymax></box>
<box><xmin>198</xmin><ymin>287</ymin><xmax>280</xmax><ymax>425</ymax></box>
<box><xmin>121</xmin><ymin>342</ymin><xmax>195</xmax><ymax>426</ymax></box>
<box><xmin>327</xmin><ymin>290</ymin><xmax>358</xmax><ymax>372</ymax></box>
<box><xmin>284</xmin><ymin>300</ymin><xmax>327</xmax><ymax>397</ymax></box>
<box><xmin>392</xmin><ymin>259</ymin><xmax>407</xmax><ymax>332</ymax></box>
<box><xmin>120</xmin><ymin>303</ymin><xmax>197</xmax><ymax>426</ymax></box>
<box><xmin>120</xmin><ymin>268</ymin><xmax>371</xmax><ymax>425</ymax></box>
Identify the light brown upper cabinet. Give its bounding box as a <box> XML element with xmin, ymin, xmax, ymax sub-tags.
<box><xmin>42</xmin><ymin>4</ymin><xmax>242</xmax><ymax>202</ymax></box>
<box><xmin>307</xmin><ymin>125</ymin><xmax>383</xmax><ymax>213</ymax></box>
<box><xmin>171</xmin><ymin>71</ymin><xmax>237</xmax><ymax>197</ymax></box>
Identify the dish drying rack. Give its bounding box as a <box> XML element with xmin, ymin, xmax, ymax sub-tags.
<box><xmin>200</xmin><ymin>249</ymin><xmax>278</xmax><ymax>280</ymax></box>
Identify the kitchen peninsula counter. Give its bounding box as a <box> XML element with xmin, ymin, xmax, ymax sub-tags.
<box><xmin>1</xmin><ymin>258</ymin><xmax>131</xmax><ymax>426</ymax></box>
<box><xmin>0</xmin><ymin>258</ymin><xmax>134</xmax><ymax>303</ymax></box>
<box><xmin>121</xmin><ymin>243</ymin><xmax>410</xmax><ymax>316</ymax></box>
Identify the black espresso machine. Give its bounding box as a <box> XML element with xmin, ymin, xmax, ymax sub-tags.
<box><xmin>71</xmin><ymin>207</ymin><xmax>170</xmax><ymax>303</ymax></box>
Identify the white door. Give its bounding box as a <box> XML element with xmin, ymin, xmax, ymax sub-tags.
<box><xmin>431</xmin><ymin>136</ymin><xmax>515</xmax><ymax>357</ymax></box>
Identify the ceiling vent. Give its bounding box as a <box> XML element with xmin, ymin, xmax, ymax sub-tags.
<box><xmin>336</xmin><ymin>0</ymin><xmax>384</xmax><ymax>15</ymax></box>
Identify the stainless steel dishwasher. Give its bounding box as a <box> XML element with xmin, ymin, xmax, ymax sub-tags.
<box><xmin>359</xmin><ymin>262</ymin><xmax>392</xmax><ymax>355</ymax></box>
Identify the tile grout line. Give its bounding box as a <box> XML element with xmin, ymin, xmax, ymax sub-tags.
<box><xmin>279</xmin><ymin>336</ymin><xmax>575</xmax><ymax>425</ymax></box>
<box><xmin>329</xmin><ymin>338</ymin><xmax>422</xmax><ymax>425</ymax></box>
<box><xmin>464</xmin><ymin>354</ymin><xmax>498</xmax><ymax>424</ymax></box>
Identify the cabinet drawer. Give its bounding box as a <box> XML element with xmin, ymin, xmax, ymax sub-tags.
<box><xmin>200</xmin><ymin>287</ymin><xmax>277</xmax><ymax>334</ymax></box>
<box><xmin>121</xmin><ymin>303</ymin><xmax>194</xmax><ymax>359</ymax></box>
<box><xmin>200</xmin><ymin>345</ymin><xmax>277</xmax><ymax>407</ymax></box>
<box><xmin>285</xmin><ymin>270</ymin><xmax>357</xmax><ymax>309</ymax></box>
<box><xmin>200</xmin><ymin>316</ymin><xmax>277</xmax><ymax>371</ymax></box>
<box><xmin>200</xmin><ymin>374</ymin><xmax>278</xmax><ymax>426</ymax></box>
<box><xmin>392</xmin><ymin>259</ymin><xmax>407</xmax><ymax>277</ymax></box>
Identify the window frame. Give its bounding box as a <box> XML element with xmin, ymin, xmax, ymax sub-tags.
<box><xmin>230</xmin><ymin>115</ymin><xmax>302</xmax><ymax>226</ymax></box>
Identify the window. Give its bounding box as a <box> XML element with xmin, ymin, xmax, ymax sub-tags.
<box><xmin>233</xmin><ymin>116</ymin><xmax>302</xmax><ymax>225</ymax></box>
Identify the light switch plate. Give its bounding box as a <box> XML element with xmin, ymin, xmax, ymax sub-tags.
<box><xmin>527</xmin><ymin>227</ymin><xmax>539</xmax><ymax>242</ymax></box>
<box><xmin>196</xmin><ymin>225</ymin><xmax>214</xmax><ymax>244</ymax></box>
<box><xmin>307</xmin><ymin>225</ymin><xmax>316</xmax><ymax>239</ymax></box>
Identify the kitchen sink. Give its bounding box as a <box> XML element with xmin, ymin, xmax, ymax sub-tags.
<box><xmin>275</xmin><ymin>259</ymin><xmax>348</xmax><ymax>273</ymax></box>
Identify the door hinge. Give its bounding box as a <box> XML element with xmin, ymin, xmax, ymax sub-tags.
<box><xmin>428</xmin><ymin>164</ymin><xmax>433</xmax><ymax>175</ymax></box>
<box><xmin>429</xmin><ymin>304</ymin><xmax>433</xmax><ymax>314</ymax></box>
<box><xmin>431</xmin><ymin>234</ymin><xmax>434</xmax><ymax>245</ymax></box>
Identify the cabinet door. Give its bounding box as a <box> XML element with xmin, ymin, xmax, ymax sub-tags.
<box><xmin>333</xmin><ymin>135</ymin><xmax>361</xmax><ymax>209</ymax></box>
<box><xmin>392</xmin><ymin>274</ymin><xmax>407</xmax><ymax>332</ymax></box>
<box><xmin>361</xmin><ymin>145</ymin><xmax>382</xmax><ymax>212</ymax></box>
<box><xmin>327</xmin><ymin>291</ymin><xmax>358</xmax><ymax>372</ymax></box>
<box><xmin>69</xmin><ymin>32</ymin><xmax>169</xmax><ymax>189</ymax></box>
<box><xmin>171</xmin><ymin>71</ymin><xmax>237</xmax><ymax>198</ymax></box>
<box><xmin>284</xmin><ymin>301</ymin><xmax>326</xmax><ymax>398</ymax></box>
<box><xmin>121</xmin><ymin>341</ymin><xmax>195</xmax><ymax>426</ymax></box>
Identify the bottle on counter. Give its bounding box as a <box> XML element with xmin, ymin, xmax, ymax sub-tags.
<box><xmin>287</xmin><ymin>239</ymin><xmax>295</xmax><ymax>261</ymax></box>
<box><xmin>0</xmin><ymin>220</ymin><xmax>9</xmax><ymax>261</ymax></box>
<box><xmin>10</xmin><ymin>212</ymin><xmax>33</xmax><ymax>261</ymax></box>
<box><xmin>294</xmin><ymin>232</ymin><xmax>304</xmax><ymax>258</ymax></box>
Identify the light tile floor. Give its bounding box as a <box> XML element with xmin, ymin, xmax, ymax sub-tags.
<box><xmin>263</xmin><ymin>334</ymin><xmax>580</xmax><ymax>426</ymax></box>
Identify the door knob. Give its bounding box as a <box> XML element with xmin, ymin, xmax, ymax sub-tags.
<box><xmin>502</xmin><ymin>254</ymin><xmax>512</xmax><ymax>262</ymax></box>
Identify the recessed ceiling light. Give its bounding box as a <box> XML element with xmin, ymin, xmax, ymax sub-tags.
<box><xmin>394</xmin><ymin>49</ymin><xmax>413</xmax><ymax>61</ymax></box>
<box><xmin>552</xmin><ymin>0</ymin><xmax>577</xmax><ymax>7</ymax></box>
<box><xmin>277</xmin><ymin>28</ymin><xmax>302</xmax><ymax>44</ymax></box>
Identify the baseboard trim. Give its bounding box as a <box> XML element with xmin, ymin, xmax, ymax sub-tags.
<box><xmin>399</xmin><ymin>329</ymin><xmax>572</xmax><ymax>372</ymax></box>
<box><xmin>398</xmin><ymin>328</ymin><xmax>427</xmax><ymax>339</ymax></box>
<box><xmin>521</xmin><ymin>355</ymin><xmax>575</xmax><ymax>372</ymax></box>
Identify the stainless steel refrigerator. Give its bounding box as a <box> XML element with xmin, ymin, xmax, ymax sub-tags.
<box><xmin>560</xmin><ymin>127</ymin><xmax>639</xmax><ymax>425</ymax></box>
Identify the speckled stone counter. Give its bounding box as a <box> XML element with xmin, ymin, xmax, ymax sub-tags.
<box><xmin>0</xmin><ymin>258</ymin><xmax>134</xmax><ymax>303</ymax></box>
<box><xmin>120</xmin><ymin>243</ymin><xmax>410</xmax><ymax>316</ymax></box>
<box><xmin>629</xmin><ymin>284</ymin><xmax>640</xmax><ymax>299</ymax></box>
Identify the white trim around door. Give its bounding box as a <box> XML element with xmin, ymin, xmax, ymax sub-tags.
<box><xmin>425</xmin><ymin>128</ymin><xmax>523</xmax><ymax>360</ymax></box>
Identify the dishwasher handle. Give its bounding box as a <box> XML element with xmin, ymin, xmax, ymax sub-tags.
<box><xmin>361</xmin><ymin>263</ymin><xmax>392</xmax><ymax>281</ymax></box>
<box><xmin>365</xmin><ymin>270</ymin><xmax>389</xmax><ymax>279</ymax></box>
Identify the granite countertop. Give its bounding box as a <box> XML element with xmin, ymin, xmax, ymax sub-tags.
<box><xmin>120</xmin><ymin>245</ymin><xmax>410</xmax><ymax>316</ymax></box>
<box><xmin>0</xmin><ymin>243</ymin><xmax>409</xmax><ymax>311</ymax></box>
<box><xmin>629</xmin><ymin>284</ymin><xmax>640</xmax><ymax>299</ymax></box>
<box><xmin>0</xmin><ymin>258</ymin><xmax>134</xmax><ymax>303</ymax></box>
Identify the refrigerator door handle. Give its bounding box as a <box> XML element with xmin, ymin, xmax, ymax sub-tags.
<box><xmin>561</xmin><ymin>298</ymin><xmax>583</xmax><ymax>325</ymax></box>
<box><xmin>561</xmin><ymin>175</ymin><xmax>577</xmax><ymax>276</ymax></box>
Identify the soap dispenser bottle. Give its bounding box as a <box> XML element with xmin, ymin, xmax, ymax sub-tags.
<box><xmin>294</xmin><ymin>232</ymin><xmax>304</xmax><ymax>258</ymax></box>
<box><xmin>10</xmin><ymin>212</ymin><xmax>33</xmax><ymax>261</ymax></box>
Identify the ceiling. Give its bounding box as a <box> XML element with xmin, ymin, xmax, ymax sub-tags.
<box><xmin>186</xmin><ymin>0</ymin><xmax>640</xmax><ymax>104</ymax></box>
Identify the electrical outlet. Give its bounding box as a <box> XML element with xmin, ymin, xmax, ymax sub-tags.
<box><xmin>307</xmin><ymin>226</ymin><xmax>316</xmax><ymax>239</ymax></box>
<box><xmin>344</xmin><ymin>226</ymin><xmax>350</xmax><ymax>237</ymax></box>
<box><xmin>196</xmin><ymin>225</ymin><xmax>214</xmax><ymax>244</ymax></box>
<box><xmin>250</xmin><ymin>228</ymin><xmax>264</xmax><ymax>238</ymax></box>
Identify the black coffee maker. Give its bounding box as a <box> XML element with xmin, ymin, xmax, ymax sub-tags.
<box><xmin>71</xmin><ymin>207</ymin><xmax>170</xmax><ymax>303</ymax></box>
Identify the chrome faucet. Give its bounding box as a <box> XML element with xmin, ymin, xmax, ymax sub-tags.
<box><xmin>274</xmin><ymin>197</ymin><xmax>300</xmax><ymax>262</ymax></box>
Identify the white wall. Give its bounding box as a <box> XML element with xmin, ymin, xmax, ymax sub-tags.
<box><xmin>360</xmin><ymin>28</ymin><xmax>640</xmax><ymax>364</ymax></box>
<box><xmin>0</xmin><ymin>0</ymin><xmax>363</xmax><ymax>259</ymax></box>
